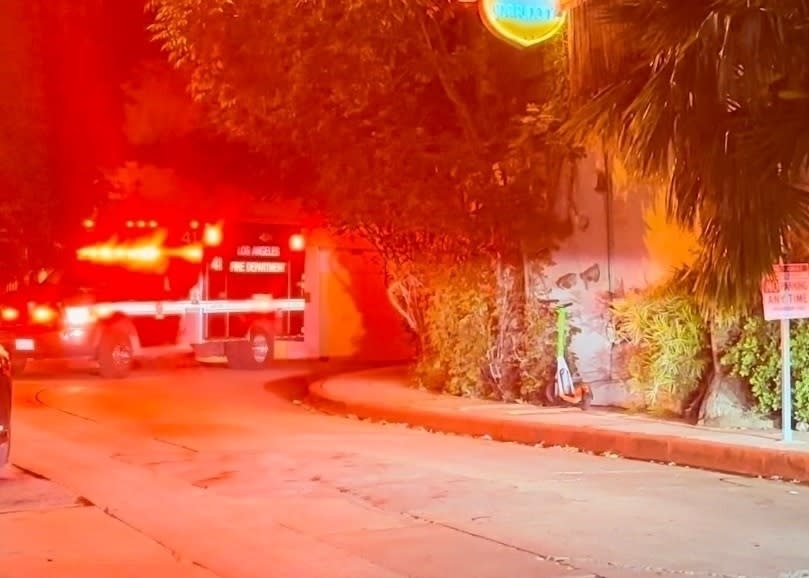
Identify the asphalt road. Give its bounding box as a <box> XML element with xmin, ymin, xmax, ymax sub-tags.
<box><xmin>4</xmin><ymin>361</ymin><xmax>809</xmax><ymax>578</ymax></box>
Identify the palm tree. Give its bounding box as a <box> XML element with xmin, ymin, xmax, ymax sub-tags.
<box><xmin>566</xmin><ymin>0</ymin><xmax>809</xmax><ymax>309</ymax></box>
<box><xmin>563</xmin><ymin>0</ymin><xmax>809</xmax><ymax>423</ymax></box>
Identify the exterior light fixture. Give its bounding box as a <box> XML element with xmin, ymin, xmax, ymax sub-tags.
<box><xmin>478</xmin><ymin>0</ymin><xmax>566</xmax><ymax>48</ymax></box>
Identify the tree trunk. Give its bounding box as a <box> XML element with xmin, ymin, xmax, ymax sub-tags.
<box><xmin>490</xmin><ymin>251</ymin><xmax>526</xmax><ymax>402</ymax></box>
<box><xmin>697</xmin><ymin>317</ymin><xmax>773</xmax><ymax>429</ymax></box>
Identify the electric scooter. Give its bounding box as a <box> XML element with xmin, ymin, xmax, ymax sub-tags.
<box><xmin>544</xmin><ymin>301</ymin><xmax>593</xmax><ymax>410</ymax></box>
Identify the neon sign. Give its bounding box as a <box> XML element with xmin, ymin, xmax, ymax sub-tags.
<box><xmin>478</xmin><ymin>0</ymin><xmax>566</xmax><ymax>48</ymax></box>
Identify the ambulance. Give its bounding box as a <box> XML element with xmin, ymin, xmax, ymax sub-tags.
<box><xmin>0</xmin><ymin>200</ymin><xmax>311</xmax><ymax>377</ymax></box>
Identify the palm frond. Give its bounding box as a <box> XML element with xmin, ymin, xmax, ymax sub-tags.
<box><xmin>566</xmin><ymin>0</ymin><xmax>809</xmax><ymax>312</ymax></box>
<box><xmin>686</xmin><ymin>179</ymin><xmax>809</xmax><ymax>314</ymax></box>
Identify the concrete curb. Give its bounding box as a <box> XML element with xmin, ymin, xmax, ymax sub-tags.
<box><xmin>307</xmin><ymin>378</ymin><xmax>809</xmax><ymax>483</ymax></box>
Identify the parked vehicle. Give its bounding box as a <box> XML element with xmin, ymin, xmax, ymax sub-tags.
<box><xmin>0</xmin><ymin>206</ymin><xmax>306</xmax><ymax>378</ymax></box>
<box><xmin>0</xmin><ymin>344</ymin><xmax>11</xmax><ymax>467</ymax></box>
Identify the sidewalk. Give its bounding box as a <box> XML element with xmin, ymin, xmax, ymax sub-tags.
<box><xmin>307</xmin><ymin>366</ymin><xmax>809</xmax><ymax>483</ymax></box>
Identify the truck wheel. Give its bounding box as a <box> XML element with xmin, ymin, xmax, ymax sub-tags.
<box><xmin>245</xmin><ymin>324</ymin><xmax>273</xmax><ymax>370</ymax></box>
<box><xmin>10</xmin><ymin>357</ymin><xmax>27</xmax><ymax>377</ymax></box>
<box><xmin>98</xmin><ymin>327</ymin><xmax>134</xmax><ymax>379</ymax></box>
<box><xmin>225</xmin><ymin>324</ymin><xmax>274</xmax><ymax>371</ymax></box>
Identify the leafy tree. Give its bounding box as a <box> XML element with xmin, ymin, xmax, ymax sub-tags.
<box><xmin>147</xmin><ymin>0</ymin><xmax>577</xmax><ymax>396</ymax></box>
<box><xmin>122</xmin><ymin>59</ymin><xmax>200</xmax><ymax>148</ymax></box>
<box><xmin>565</xmin><ymin>0</ymin><xmax>809</xmax><ymax>424</ymax></box>
<box><xmin>2</xmin><ymin>0</ymin><xmax>150</xmax><ymax>283</ymax></box>
<box><xmin>0</xmin><ymin>0</ymin><xmax>58</xmax><ymax>284</ymax></box>
<box><xmin>101</xmin><ymin>56</ymin><xmax>279</xmax><ymax>212</ymax></box>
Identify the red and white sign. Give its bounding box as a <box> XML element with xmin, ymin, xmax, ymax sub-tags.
<box><xmin>761</xmin><ymin>263</ymin><xmax>809</xmax><ymax>321</ymax></box>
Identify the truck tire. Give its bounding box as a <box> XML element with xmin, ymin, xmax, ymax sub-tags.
<box><xmin>225</xmin><ymin>323</ymin><xmax>274</xmax><ymax>371</ymax></box>
<box><xmin>98</xmin><ymin>326</ymin><xmax>134</xmax><ymax>379</ymax></box>
<box><xmin>245</xmin><ymin>323</ymin><xmax>274</xmax><ymax>370</ymax></box>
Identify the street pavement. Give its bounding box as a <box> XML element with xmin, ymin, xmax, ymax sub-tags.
<box><xmin>3</xmin><ymin>360</ymin><xmax>809</xmax><ymax>578</ymax></box>
<box><xmin>0</xmin><ymin>465</ymin><xmax>213</xmax><ymax>578</ymax></box>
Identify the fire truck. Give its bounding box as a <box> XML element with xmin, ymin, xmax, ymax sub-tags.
<box><xmin>0</xmin><ymin>203</ymin><xmax>307</xmax><ymax>378</ymax></box>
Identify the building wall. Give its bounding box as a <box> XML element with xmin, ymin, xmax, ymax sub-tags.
<box><xmin>540</xmin><ymin>152</ymin><xmax>699</xmax><ymax>405</ymax></box>
<box><xmin>301</xmin><ymin>228</ymin><xmax>416</xmax><ymax>362</ymax></box>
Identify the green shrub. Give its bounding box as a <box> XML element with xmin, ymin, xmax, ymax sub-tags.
<box><xmin>612</xmin><ymin>286</ymin><xmax>710</xmax><ymax>414</ymax></box>
<box><xmin>415</xmin><ymin>261</ymin><xmax>496</xmax><ymax>397</ymax></box>
<box><xmin>414</xmin><ymin>260</ymin><xmax>568</xmax><ymax>402</ymax></box>
<box><xmin>723</xmin><ymin>317</ymin><xmax>809</xmax><ymax>424</ymax></box>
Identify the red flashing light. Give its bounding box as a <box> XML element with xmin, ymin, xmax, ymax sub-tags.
<box><xmin>177</xmin><ymin>244</ymin><xmax>204</xmax><ymax>263</ymax></box>
<box><xmin>78</xmin><ymin>243</ymin><xmax>161</xmax><ymax>265</ymax></box>
<box><xmin>1</xmin><ymin>307</ymin><xmax>19</xmax><ymax>322</ymax></box>
<box><xmin>77</xmin><ymin>232</ymin><xmax>167</xmax><ymax>269</ymax></box>
<box><xmin>289</xmin><ymin>233</ymin><xmax>305</xmax><ymax>252</ymax></box>
<box><xmin>203</xmin><ymin>223</ymin><xmax>223</xmax><ymax>247</ymax></box>
<box><xmin>31</xmin><ymin>305</ymin><xmax>57</xmax><ymax>324</ymax></box>
<box><xmin>76</xmin><ymin>230</ymin><xmax>204</xmax><ymax>270</ymax></box>
<box><xmin>82</xmin><ymin>219</ymin><xmax>95</xmax><ymax>229</ymax></box>
<box><xmin>190</xmin><ymin>220</ymin><xmax>200</xmax><ymax>230</ymax></box>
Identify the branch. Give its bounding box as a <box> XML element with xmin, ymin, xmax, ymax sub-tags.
<box><xmin>415</xmin><ymin>10</ymin><xmax>486</xmax><ymax>158</ymax></box>
<box><xmin>387</xmin><ymin>278</ymin><xmax>421</xmax><ymax>333</ymax></box>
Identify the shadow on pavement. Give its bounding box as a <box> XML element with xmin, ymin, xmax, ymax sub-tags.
<box><xmin>263</xmin><ymin>359</ymin><xmax>410</xmax><ymax>402</ymax></box>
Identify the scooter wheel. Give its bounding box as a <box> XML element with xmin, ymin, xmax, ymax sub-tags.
<box><xmin>579</xmin><ymin>386</ymin><xmax>594</xmax><ymax>411</ymax></box>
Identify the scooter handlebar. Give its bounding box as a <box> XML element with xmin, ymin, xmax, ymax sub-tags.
<box><xmin>538</xmin><ymin>299</ymin><xmax>574</xmax><ymax>309</ymax></box>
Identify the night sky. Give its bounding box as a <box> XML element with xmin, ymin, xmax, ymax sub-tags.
<box><xmin>1</xmin><ymin>1</ymin><xmax>267</xmax><ymax>258</ymax></box>
<box><xmin>3</xmin><ymin>0</ymin><xmax>153</xmax><ymax>201</ymax></box>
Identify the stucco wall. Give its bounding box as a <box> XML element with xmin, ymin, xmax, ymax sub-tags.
<box><xmin>302</xmin><ymin>229</ymin><xmax>416</xmax><ymax>362</ymax></box>
<box><xmin>540</xmin><ymin>152</ymin><xmax>699</xmax><ymax>404</ymax></box>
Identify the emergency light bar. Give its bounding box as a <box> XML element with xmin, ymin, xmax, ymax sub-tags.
<box><xmin>76</xmin><ymin>240</ymin><xmax>204</xmax><ymax>266</ymax></box>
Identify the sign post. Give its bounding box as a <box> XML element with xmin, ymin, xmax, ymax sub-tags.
<box><xmin>781</xmin><ymin>319</ymin><xmax>792</xmax><ymax>443</ymax></box>
<box><xmin>761</xmin><ymin>263</ymin><xmax>809</xmax><ymax>442</ymax></box>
